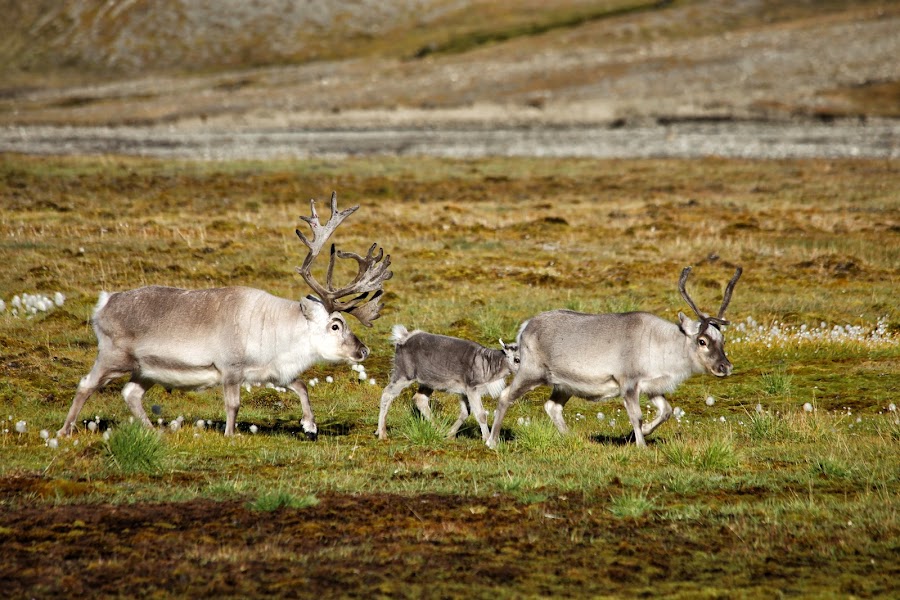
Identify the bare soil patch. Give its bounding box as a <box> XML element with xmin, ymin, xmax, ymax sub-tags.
<box><xmin>0</xmin><ymin>476</ymin><xmax>895</xmax><ymax>599</ymax></box>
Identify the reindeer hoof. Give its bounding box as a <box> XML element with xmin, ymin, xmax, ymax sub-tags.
<box><xmin>304</xmin><ymin>430</ymin><xmax>318</xmax><ymax>442</ymax></box>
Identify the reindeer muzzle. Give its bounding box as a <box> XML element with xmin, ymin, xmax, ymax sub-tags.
<box><xmin>715</xmin><ymin>360</ymin><xmax>733</xmax><ymax>377</ymax></box>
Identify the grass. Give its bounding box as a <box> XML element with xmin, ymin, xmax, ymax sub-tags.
<box><xmin>0</xmin><ymin>154</ymin><xmax>898</xmax><ymax>597</ymax></box>
<box><xmin>104</xmin><ymin>421</ymin><xmax>166</xmax><ymax>474</ymax></box>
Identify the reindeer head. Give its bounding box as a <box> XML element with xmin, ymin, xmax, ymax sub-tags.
<box><xmin>295</xmin><ymin>192</ymin><xmax>393</xmax><ymax>328</ymax></box>
<box><xmin>499</xmin><ymin>339</ymin><xmax>521</xmax><ymax>374</ymax></box>
<box><xmin>677</xmin><ymin>265</ymin><xmax>742</xmax><ymax>377</ymax></box>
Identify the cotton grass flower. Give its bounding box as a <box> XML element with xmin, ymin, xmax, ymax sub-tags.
<box><xmin>249</xmin><ymin>424</ymin><xmax>258</xmax><ymax>434</ymax></box>
<box><xmin>325</xmin><ymin>376</ymin><xmax>334</xmax><ymax>384</ymax></box>
<box><xmin>14</xmin><ymin>420</ymin><xmax>26</xmax><ymax>434</ymax></box>
<box><xmin>48</xmin><ymin>438</ymin><xmax>59</xmax><ymax>449</ymax></box>
<box><xmin>40</xmin><ymin>429</ymin><xmax>50</xmax><ymax>440</ymax></box>
<box><xmin>705</xmin><ymin>396</ymin><xmax>716</xmax><ymax>406</ymax></box>
<box><xmin>803</xmin><ymin>402</ymin><xmax>814</xmax><ymax>412</ymax></box>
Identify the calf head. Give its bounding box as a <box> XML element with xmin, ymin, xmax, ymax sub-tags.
<box><xmin>499</xmin><ymin>339</ymin><xmax>521</xmax><ymax>374</ymax></box>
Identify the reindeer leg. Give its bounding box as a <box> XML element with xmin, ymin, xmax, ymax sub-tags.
<box><xmin>544</xmin><ymin>386</ymin><xmax>571</xmax><ymax>434</ymax></box>
<box><xmin>222</xmin><ymin>380</ymin><xmax>242</xmax><ymax>436</ymax></box>
<box><xmin>122</xmin><ymin>380</ymin><xmax>153</xmax><ymax>429</ymax></box>
<box><xmin>447</xmin><ymin>393</ymin><xmax>469</xmax><ymax>439</ymax></box>
<box><xmin>413</xmin><ymin>385</ymin><xmax>435</xmax><ymax>422</ymax></box>
<box><xmin>487</xmin><ymin>375</ymin><xmax>540</xmax><ymax>449</ymax></box>
<box><xmin>641</xmin><ymin>395</ymin><xmax>673</xmax><ymax>437</ymax></box>
<box><xmin>288</xmin><ymin>379</ymin><xmax>317</xmax><ymax>441</ymax></box>
<box><xmin>58</xmin><ymin>357</ymin><xmax>129</xmax><ymax>437</ymax></box>
<box><xmin>622</xmin><ymin>385</ymin><xmax>646</xmax><ymax>447</ymax></box>
<box><xmin>376</xmin><ymin>378</ymin><xmax>412</xmax><ymax>440</ymax></box>
<box><xmin>465</xmin><ymin>390</ymin><xmax>491</xmax><ymax>442</ymax></box>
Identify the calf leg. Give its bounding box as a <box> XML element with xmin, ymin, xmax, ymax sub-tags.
<box><xmin>413</xmin><ymin>386</ymin><xmax>435</xmax><ymax>422</ymax></box>
<box><xmin>122</xmin><ymin>380</ymin><xmax>153</xmax><ymax>428</ymax></box>
<box><xmin>640</xmin><ymin>395</ymin><xmax>673</xmax><ymax>437</ymax></box>
<box><xmin>622</xmin><ymin>385</ymin><xmax>647</xmax><ymax>447</ymax></box>
<box><xmin>376</xmin><ymin>378</ymin><xmax>413</xmax><ymax>440</ymax></box>
<box><xmin>465</xmin><ymin>390</ymin><xmax>491</xmax><ymax>441</ymax></box>
<box><xmin>288</xmin><ymin>379</ymin><xmax>317</xmax><ymax>440</ymax></box>
<box><xmin>544</xmin><ymin>387</ymin><xmax>571</xmax><ymax>434</ymax></box>
<box><xmin>446</xmin><ymin>393</ymin><xmax>470</xmax><ymax>439</ymax></box>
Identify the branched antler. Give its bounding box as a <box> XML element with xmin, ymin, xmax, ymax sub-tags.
<box><xmin>678</xmin><ymin>265</ymin><xmax>742</xmax><ymax>333</ymax></box>
<box><xmin>295</xmin><ymin>192</ymin><xmax>393</xmax><ymax>326</ymax></box>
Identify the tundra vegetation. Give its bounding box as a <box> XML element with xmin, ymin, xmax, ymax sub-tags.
<box><xmin>0</xmin><ymin>154</ymin><xmax>898</xmax><ymax>598</ymax></box>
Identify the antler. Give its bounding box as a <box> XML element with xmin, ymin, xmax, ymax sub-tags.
<box><xmin>295</xmin><ymin>192</ymin><xmax>393</xmax><ymax>327</ymax></box>
<box><xmin>678</xmin><ymin>266</ymin><xmax>742</xmax><ymax>331</ymax></box>
<box><xmin>717</xmin><ymin>267</ymin><xmax>743</xmax><ymax>320</ymax></box>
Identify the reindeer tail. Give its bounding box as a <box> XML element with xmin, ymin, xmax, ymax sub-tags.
<box><xmin>390</xmin><ymin>324</ymin><xmax>411</xmax><ymax>346</ymax></box>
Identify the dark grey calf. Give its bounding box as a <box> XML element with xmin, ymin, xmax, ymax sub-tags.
<box><xmin>376</xmin><ymin>326</ymin><xmax>519</xmax><ymax>441</ymax></box>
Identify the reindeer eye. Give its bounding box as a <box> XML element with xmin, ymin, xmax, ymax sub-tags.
<box><xmin>514</xmin><ymin>358</ymin><xmax>520</xmax><ymax>363</ymax></box>
<box><xmin>698</xmin><ymin>338</ymin><xmax>707</xmax><ymax>347</ymax></box>
<box><xmin>331</xmin><ymin>323</ymin><xmax>341</xmax><ymax>331</ymax></box>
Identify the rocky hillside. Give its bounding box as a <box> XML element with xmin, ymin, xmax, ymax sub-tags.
<box><xmin>1</xmin><ymin>0</ymin><xmax>897</xmax><ymax>127</ymax></box>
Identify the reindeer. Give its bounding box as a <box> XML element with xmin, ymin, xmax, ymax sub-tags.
<box><xmin>376</xmin><ymin>326</ymin><xmax>520</xmax><ymax>441</ymax></box>
<box><xmin>485</xmin><ymin>266</ymin><xmax>742</xmax><ymax>449</ymax></box>
<box><xmin>58</xmin><ymin>192</ymin><xmax>391</xmax><ymax>439</ymax></box>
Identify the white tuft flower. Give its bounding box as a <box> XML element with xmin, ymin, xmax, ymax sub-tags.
<box><xmin>755</xmin><ymin>403</ymin><xmax>764</xmax><ymax>414</ymax></box>
<box><xmin>87</xmin><ymin>421</ymin><xmax>98</xmax><ymax>432</ymax></box>
<box><xmin>609</xmin><ymin>419</ymin><xmax>616</xmax><ymax>427</ymax></box>
<box><xmin>889</xmin><ymin>403</ymin><xmax>897</xmax><ymax>413</ymax></box>
<box><xmin>517</xmin><ymin>417</ymin><xmax>525</xmax><ymax>425</ymax></box>
<box><xmin>15</xmin><ymin>420</ymin><xmax>26</xmax><ymax>434</ymax></box>
<box><xmin>0</xmin><ymin>300</ymin><xmax>5</xmax><ymax>312</ymax></box>
<box><xmin>40</xmin><ymin>429</ymin><xmax>50</xmax><ymax>439</ymax></box>
<box><xmin>719</xmin><ymin>416</ymin><xmax>726</xmax><ymax>422</ymax></box>
<box><xmin>54</xmin><ymin>292</ymin><xmax>66</xmax><ymax>306</ymax></box>
<box><xmin>803</xmin><ymin>402</ymin><xmax>814</xmax><ymax>413</ymax></box>
<box><xmin>103</xmin><ymin>430</ymin><xmax>111</xmax><ymax>441</ymax></box>
<box><xmin>195</xmin><ymin>419</ymin><xmax>206</xmax><ymax>430</ymax></box>
<box><xmin>249</xmin><ymin>424</ymin><xmax>258</xmax><ymax>434</ymax></box>
<box><xmin>325</xmin><ymin>376</ymin><xmax>334</xmax><ymax>384</ymax></box>
<box><xmin>705</xmin><ymin>396</ymin><xmax>715</xmax><ymax>406</ymax></box>
<box><xmin>673</xmin><ymin>407</ymin><xmax>685</xmax><ymax>419</ymax></box>
<box><xmin>48</xmin><ymin>438</ymin><xmax>59</xmax><ymax>449</ymax></box>
<box><xmin>358</xmin><ymin>370</ymin><xmax>367</xmax><ymax>380</ymax></box>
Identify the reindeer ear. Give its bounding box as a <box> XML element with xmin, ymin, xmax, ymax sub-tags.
<box><xmin>678</xmin><ymin>312</ymin><xmax>700</xmax><ymax>336</ymax></box>
<box><xmin>300</xmin><ymin>296</ymin><xmax>326</xmax><ymax>321</ymax></box>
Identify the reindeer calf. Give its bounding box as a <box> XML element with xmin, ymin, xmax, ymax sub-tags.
<box><xmin>376</xmin><ymin>326</ymin><xmax>519</xmax><ymax>441</ymax></box>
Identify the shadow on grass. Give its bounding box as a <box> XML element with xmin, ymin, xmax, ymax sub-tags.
<box><xmin>589</xmin><ymin>431</ymin><xmax>660</xmax><ymax>446</ymax></box>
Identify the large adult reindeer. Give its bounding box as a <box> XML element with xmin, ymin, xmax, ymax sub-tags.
<box><xmin>58</xmin><ymin>192</ymin><xmax>391</xmax><ymax>439</ymax></box>
<box><xmin>486</xmin><ymin>266</ymin><xmax>742</xmax><ymax>449</ymax></box>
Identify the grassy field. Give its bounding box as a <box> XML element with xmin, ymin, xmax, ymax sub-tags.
<box><xmin>1</xmin><ymin>154</ymin><xmax>898</xmax><ymax>597</ymax></box>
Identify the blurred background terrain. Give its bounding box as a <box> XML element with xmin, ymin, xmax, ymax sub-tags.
<box><xmin>1</xmin><ymin>0</ymin><xmax>898</xmax><ymax>129</ymax></box>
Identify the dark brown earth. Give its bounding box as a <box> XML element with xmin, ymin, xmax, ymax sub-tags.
<box><xmin>1</xmin><ymin>474</ymin><xmax>895</xmax><ymax>599</ymax></box>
